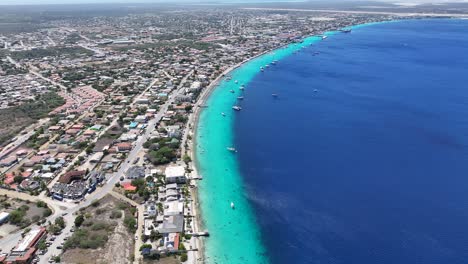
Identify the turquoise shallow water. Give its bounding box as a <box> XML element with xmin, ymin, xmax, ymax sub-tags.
<box><xmin>195</xmin><ymin>21</ymin><xmax>392</xmax><ymax>263</ymax></box>
<box><xmin>195</xmin><ymin>35</ymin><xmax>324</xmax><ymax>264</ymax></box>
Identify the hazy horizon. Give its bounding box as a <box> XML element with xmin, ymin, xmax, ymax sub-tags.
<box><xmin>1</xmin><ymin>0</ymin><xmax>468</xmax><ymax>6</ymax></box>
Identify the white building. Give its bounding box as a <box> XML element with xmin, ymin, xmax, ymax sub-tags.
<box><xmin>165</xmin><ymin>166</ymin><xmax>186</xmax><ymax>184</ymax></box>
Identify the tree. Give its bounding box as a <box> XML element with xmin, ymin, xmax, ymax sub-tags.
<box><xmin>13</xmin><ymin>176</ymin><xmax>24</xmax><ymax>184</ymax></box>
<box><xmin>180</xmin><ymin>253</ymin><xmax>188</xmax><ymax>262</ymax></box>
<box><xmin>183</xmin><ymin>155</ymin><xmax>191</xmax><ymax>164</ymax></box>
<box><xmin>139</xmin><ymin>244</ymin><xmax>152</xmax><ymax>251</ymax></box>
<box><xmin>55</xmin><ymin>216</ymin><xmax>65</xmax><ymax>229</ymax></box>
<box><xmin>74</xmin><ymin>215</ymin><xmax>84</xmax><ymax>227</ymax></box>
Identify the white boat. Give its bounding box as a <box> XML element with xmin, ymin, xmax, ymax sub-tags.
<box><xmin>314</xmin><ymin>89</ymin><xmax>318</xmax><ymax>92</ymax></box>
<box><xmin>237</xmin><ymin>96</ymin><xmax>244</xmax><ymax>100</ymax></box>
<box><xmin>231</xmin><ymin>202</ymin><xmax>235</xmax><ymax>209</ymax></box>
<box><xmin>322</xmin><ymin>35</ymin><xmax>328</xmax><ymax>40</ymax></box>
<box><xmin>239</xmin><ymin>87</ymin><xmax>244</xmax><ymax>90</ymax></box>
<box><xmin>227</xmin><ymin>147</ymin><xmax>237</xmax><ymax>152</ymax></box>
<box><xmin>230</xmin><ymin>89</ymin><xmax>235</xmax><ymax>93</ymax></box>
<box><xmin>221</xmin><ymin>112</ymin><xmax>226</xmax><ymax>116</ymax></box>
<box><xmin>235</xmin><ymin>80</ymin><xmax>238</xmax><ymax>84</ymax></box>
<box><xmin>232</xmin><ymin>106</ymin><xmax>242</xmax><ymax>111</ymax></box>
<box><xmin>272</xmin><ymin>93</ymin><xmax>278</xmax><ymax>97</ymax></box>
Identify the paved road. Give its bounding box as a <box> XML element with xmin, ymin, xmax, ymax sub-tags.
<box><xmin>40</xmin><ymin>71</ymin><xmax>192</xmax><ymax>263</ymax></box>
<box><xmin>1</xmin><ymin>70</ymin><xmax>193</xmax><ymax>263</ymax></box>
<box><xmin>0</xmin><ymin>118</ymin><xmax>49</xmax><ymax>161</ymax></box>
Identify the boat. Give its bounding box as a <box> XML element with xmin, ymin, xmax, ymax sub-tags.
<box><xmin>230</xmin><ymin>89</ymin><xmax>235</xmax><ymax>93</ymax></box>
<box><xmin>314</xmin><ymin>89</ymin><xmax>318</xmax><ymax>92</ymax></box>
<box><xmin>239</xmin><ymin>87</ymin><xmax>244</xmax><ymax>91</ymax></box>
<box><xmin>221</xmin><ymin>112</ymin><xmax>226</xmax><ymax>116</ymax></box>
<box><xmin>232</xmin><ymin>106</ymin><xmax>242</xmax><ymax>111</ymax></box>
<box><xmin>231</xmin><ymin>202</ymin><xmax>235</xmax><ymax>209</ymax></box>
<box><xmin>340</xmin><ymin>29</ymin><xmax>352</xmax><ymax>33</ymax></box>
<box><xmin>272</xmin><ymin>93</ymin><xmax>278</xmax><ymax>97</ymax></box>
<box><xmin>260</xmin><ymin>66</ymin><xmax>264</xmax><ymax>72</ymax></box>
<box><xmin>235</xmin><ymin>80</ymin><xmax>238</xmax><ymax>84</ymax></box>
<box><xmin>227</xmin><ymin>147</ymin><xmax>237</xmax><ymax>152</ymax></box>
<box><xmin>321</xmin><ymin>35</ymin><xmax>328</xmax><ymax>40</ymax></box>
<box><xmin>237</xmin><ymin>96</ymin><xmax>244</xmax><ymax>100</ymax></box>
<box><xmin>271</xmin><ymin>60</ymin><xmax>277</xmax><ymax>65</ymax></box>
<box><xmin>266</xmin><ymin>64</ymin><xmax>270</xmax><ymax>68</ymax></box>
<box><xmin>313</xmin><ymin>51</ymin><xmax>320</xmax><ymax>56</ymax></box>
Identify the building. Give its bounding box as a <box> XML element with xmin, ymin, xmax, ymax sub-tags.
<box><xmin>126</xmin><ymin>166</ymin><xmax>145</xmax><ymax>180</ymax></box>
<box><xmin>58</xmin><ymin>170</ymin><xmax>86</xmax><ymax>184</ymax></box>
<box><xmin>51</xmin><ymin>182</ymin><xmax>88</xmax><ymax>200</ymax></box>
<box><xmin>116</xmin><ymin>142</ymin><xmax>132</xmax><ymax>152</ymax></box>
<box><xmin>0</xmin><ymin>156</ymin><xmax>17</xmax><ymax>167</ymax></box>
<box><xmin>135</xmin><ymin>115</ymin><xmax>147</xmax><ymax>123</ymax></box>
<box><xmin>165</xmin><ymin>166</ymin><xmax>186</xmax><ymax>184</ymax></box>
<box><xmin>5</xmin><ymin>227</ymin><xmax>46</xmax><ymax>263</ymax></box>
<box><xmin>158</xmin><ymin>215</ymin><xmax>184</xmax><ymax>234</ymax></box>
<box><xmin>0</xmin><ymin>212</ymin><xmax>9</xmax><ymax>224</ymax></box>
<box><xmin>164</xmin><ymin>200</ymin><xmax>184</xmax><ymax>216</ymax></box>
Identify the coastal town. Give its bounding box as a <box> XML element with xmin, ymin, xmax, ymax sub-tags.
<box><xmin>0</xmin><ymin>2</ymin><xmax>459</xmax><ymax>264</ymax></box>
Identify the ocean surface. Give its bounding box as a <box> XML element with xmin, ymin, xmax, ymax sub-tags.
<box><xmin>196</xmin><ymin>19</ymin><xmax>468</xmax><ymax>264</ymax></box>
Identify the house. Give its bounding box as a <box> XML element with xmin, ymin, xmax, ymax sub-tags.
<box><xmin>165</xmin><ymin>166</ymin><xmax>186</xmax><ymax>184</ymax></box>
<box><xmin>121</xmin><ymin>182</ymin><xmax>137</xmax><ymax>192</ymax></box>
<box><xmin>116</xmin><ymin>142</ymin><xmax>132</xmax><ymax>152</ymax></box>
<box><xmin>158</xmin><ymin>215</ymin><xmax>184</xmax><ymax>234</ymax></box>
<box><xmin>0</xmin><ymin>156</ymin><xmax>17</xmax><ymax>167</ymax></box>
<box><xmin>48</xmin><ymin>126</ymin><xmax>61</xmax><ymax>132</ymax></box>
<box><xmin>126</xmin><ymin>166</ymin><xmax>145</xmax><ymax>179</ymax></box>
<box><xmin>135</xmin><ymin>115</ymin><xmax>147</xmax><ymax>123</ymax></box>
<box><xmin>65</xmin><ymin>129</ymin><xmax>80</xmax><ymax>136</ymax></box>
<box><xmin>164</xmin><ymin>200</ymin><xmax>184</xmax><ymax>216</ymax></box>
<box><xmin>58</xmin><ymin>170</ymin><xmax>86</xmax><ymax>184</ymax></box>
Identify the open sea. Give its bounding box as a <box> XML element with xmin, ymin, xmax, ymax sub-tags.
<box><xmin>196</xmin><ymin>19</ymin><xmax>468</xmax><ymax>264</ymax></box>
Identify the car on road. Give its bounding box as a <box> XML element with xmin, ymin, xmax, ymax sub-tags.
<box><xmin>135</xmin><ymin>235</ymin><xmax>138</xmax><ymax>240</ymax></box>
<box><xmin>56</xmin><ymin>246</ymin><xmax>62</xmax><ymax>249</ymax></box>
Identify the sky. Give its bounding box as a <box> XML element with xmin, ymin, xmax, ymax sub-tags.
<box><xmin>0</xmin><ymin>0</ymin><xmax>466</xmax><ymax>5</ymax></box>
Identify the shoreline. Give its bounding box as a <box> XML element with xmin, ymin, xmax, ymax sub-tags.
<box><xmin>187</xmin><ymin>17</ymin><xmax>435</xmax><ymax>263</ymax></box>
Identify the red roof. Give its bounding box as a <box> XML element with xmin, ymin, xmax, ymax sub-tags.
<box><xmin>121</xmin><ymin>182</ymin><xmax>137</xmax><ymax>192</ymax></box>
<box><xmin>21</xmin><ymin>172</ymin><xmax>32</xmax><ymax>178</ymax></box>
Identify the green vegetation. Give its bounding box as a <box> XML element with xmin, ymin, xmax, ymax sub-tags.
<box><xmin>8</xmin><ymin>46</ymin><xmax>93</xmax><ymax>60</ymax></box>
<box><xmin>74</xmin><ymin>214</ymin><xmax>85</xmax><ymax>227</ymax></box>
<box><xmin>110</xmin><ymin>210</ymin><xmax>122</xmax><ymax>219</ymax></box>
<box><xmin>64</xmin><ymin>228</ymin><xmax>109</xmax><ymax>250</ymax></box>
<box><xmin>0</xmin><ymin>59</ymin><xmax>28</xmax><ymax>75</ymax></box>
<box><xmin>9</xmin><ymin>206</ymin><xmax>28</xmax><ymax>226</ymax></box>
<box><xmin>123</xmin><ymin>214</ymin><xmax>137</xmax><ymax>233</ymax></box>
<box><xmin>0</xmin><ymin>92</ymin><xmax>65</xmax><ymax>146</ymax></box>
<box><xmin>144</xmin><ymin>137</ymin><xmax>180</xmax><ymax>165</ymax></box>
<box><xmin>180</xmin><ymin>253</ymin><xmax>188</xmax><ymax>262</ymax></box>
<box><xmin>139</xmin><ymin>244</ymin><xmax>152</xmax><ymax>251</ymax></box>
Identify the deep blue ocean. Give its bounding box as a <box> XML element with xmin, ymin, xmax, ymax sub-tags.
<box><xmin>234</xmin><ymin>19</ymin><xmax>468</xmax><ymax>264</ymax></box>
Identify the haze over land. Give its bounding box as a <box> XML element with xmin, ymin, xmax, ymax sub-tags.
<box><xmin>2</xmin><ymin>0</ymin><xmax>468</xmax><ymax>6</ymax></box>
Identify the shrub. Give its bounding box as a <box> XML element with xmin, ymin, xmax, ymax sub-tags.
<box><xmin>140</xmin><ymin>244</ymin><xmax>152</xmax><ymax>251</ymax></box>
<box><xmin>180</xmin><ymin>253</ymin><xmax>188</xmax><ymax>262</ymax></box>
<box><xmin>110</xmin><ymin>210</ymin><xmax>122</xmax><ymax>219</ymax></box>
<box><xmin>74</xmin><ymin>215</ymin><xmax>84</xmax><ymax>227</ymax></box>
<box><xmin>42</xmin><ymin>208</ymin><xmax>52</xmax><ymax>217</ymax></box>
